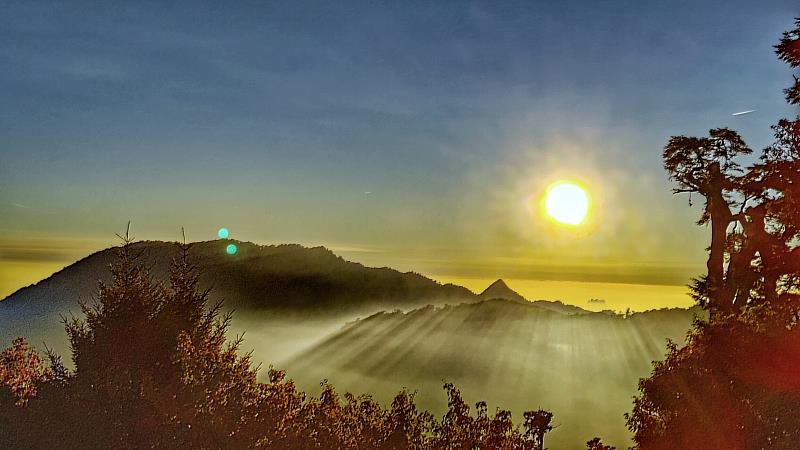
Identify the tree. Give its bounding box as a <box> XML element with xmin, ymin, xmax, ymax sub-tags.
<box><xmin>0</xmin><ymin>338</ymin><xmax>53</xmax><ymax>406</ymax></box>
<box><xmin>627</xmin><ymin>311</ymin><xmax>800</xmax><ymax>450</ymax></box>
<box><xmin>0</xmin><ymin>230</ymin><xmax>270</xmax><ymax>448</ymax></box>
<box><xmin>0</xmin><ymin>232</ymin><xmax>556</xmax><ymax>449</ymax></box>
<box><xmin>522</xmin><ymin>409</ymin><xmax>553</xmax><ymax>450</ymax></box>
<box><xmin>776</xmin><ymin>18</ymin><xmax>800</xmax><ymax>104</ymax></box>
<box><xmin>661</xmin><ymin>20</ymin><xmax>800</xmax><ymax>319</ymax></box>
<box><xmin>586</xmin><ymin>436</ymin><xmax>615</xmax><ymax>450</ymax></box>
<box><xmin>662</xmin><ymin>128</ymin><xmax>752</xmax><ymax>316</ymax></box>
<box><xmin>628</xmin><ymin>17</ymin><xmax>800</xmax><ymax>450</ymax></box>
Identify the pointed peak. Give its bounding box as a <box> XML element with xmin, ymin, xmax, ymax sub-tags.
<box><xmin>486</xmin><ymin>279</ymin><xmax>510</xmax><ymax>289</ymax></box>
<box><xmin>479</xmin><ymin>279</ymin><xmax>526</xmax><ymax>302</ymax></box>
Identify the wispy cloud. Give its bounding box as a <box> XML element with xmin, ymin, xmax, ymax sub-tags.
<box><xmin>328</xmin><ymin>245</ymin><xmax>382</xmax><ymax>254</ymax></box>
<box><xmin>0</xmin><ymin>239</ymin><xmax>102</xmax><ymax>262</ymax></box>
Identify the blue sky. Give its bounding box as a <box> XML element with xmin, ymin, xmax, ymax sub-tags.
<box><xmin>1</xmin><ymin>0</ymin><xmax>798</xmax><ymax>297</ymax></box>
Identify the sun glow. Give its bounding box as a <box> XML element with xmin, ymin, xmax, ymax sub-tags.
<box><xmin>544</xmin><ymin>182</ymin><xmax>590</xmax><ymax>225</ymax></box>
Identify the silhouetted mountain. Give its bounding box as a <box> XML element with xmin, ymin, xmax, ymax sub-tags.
<box><xmin>478</xmin><ymin>279</ymin><xmax>591</xmax><ymax>314</ymax></box>
<box><xmin>530</xmin><ymin>299</ymin><xmax>592</xmax><ymax>315</ymax></box>
<box><xmin>282</xmin><ymin>299</ymin><xmax>704</xmax><ymax>450</ymax></box>
<box><xmin>479</xmin><ymin>278</ymin><xmax>591</xmax><ymax>315</ymax></box>
<box><xmin>0</xmin><ymin>240</ymin><xmax>476</xmax><ymax>350</ymax></box>
<box><xmin>479</xmin><ymin>279</ymin><xmax>526</xmax><ymax>303</ymax></box>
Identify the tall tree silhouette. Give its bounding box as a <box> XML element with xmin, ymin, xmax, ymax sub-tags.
<box><xmin>628</xmin><ymin>17</ymin><xmax>800</xmax><ymax>450</ymax></box>
<box><xmin>662</xmin><ymin>128</ymin><xmax>752</xmax><ymax>316</ymax></box>
<box><xmin>661</xmin><ymin>19</ymin><xmax>800</xmax><ymax>318</ymax></box>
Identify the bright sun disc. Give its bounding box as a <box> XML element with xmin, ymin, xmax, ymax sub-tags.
<box><xmin>545</xmin><ymin>182</ymin><xmax>589</xmax><ymax>225</ymax></box>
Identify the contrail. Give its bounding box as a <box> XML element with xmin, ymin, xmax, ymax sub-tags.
<box><xmin>10</xmin><ymin>202</ymin><xmax>55</xmax><ymax>215</ymax></box>
<box><xmin>731</xmin><ymin>110</ymin><xmax>757</xmax><ymax>116</ymax></box>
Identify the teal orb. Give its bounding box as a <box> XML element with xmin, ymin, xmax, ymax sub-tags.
<box><xmin>217</xmin><ymin>227</ymin><xmax>229</xmax><ymax>239</ymax></box>
<box><xmin>226</xmin><ymin>243</ymin><xmax>237</xmax><ymax>255</ymax></box>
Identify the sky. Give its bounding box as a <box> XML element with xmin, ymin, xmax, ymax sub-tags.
<box><xmin>1</xmin><ymin>0</ymin><xmax>798</xmax><ymax>306</ymax></box>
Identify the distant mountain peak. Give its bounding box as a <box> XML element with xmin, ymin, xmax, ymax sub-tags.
<box><xmin>479</xmin><ymin>279</ymin><xmax>526</xmax><ymax>303</ymax></box>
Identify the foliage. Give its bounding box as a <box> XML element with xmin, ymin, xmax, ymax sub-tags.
<box><xmin>627</xmin><ymin>309</ymin><xmax>800</xmax><ymax>450</ymax></box>
<box><xmin>585</xmin><ymin>437</ymin><xmax>615</xmax><ymax>450</ymax></box>
<box><xmin>776</xmin><ymin>18</ymin><xmax>800</xmax><ymax>104</ymax></box>
<box><xmin>0</xmin><ymin>338</ymin><xmax>54</xmax><ymax>406</ymax></box>
<box><xmin>0</xmin><ymin>238</ymin><xmax>555</xmax><ymax>449</ymax></box>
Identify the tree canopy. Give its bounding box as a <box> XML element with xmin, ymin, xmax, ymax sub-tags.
<box><xmin>627</xmin><ymin>17</ymin><xmax>800</xmax><ymax>450</ymax></box>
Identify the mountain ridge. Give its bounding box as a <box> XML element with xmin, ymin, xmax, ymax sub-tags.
<box><xmin>0</xmin><ymin>240</ymin><xmax>477</xmax><ymax>351</ymax></box>
<box><xmin>478</xmin><ymin>278</ymin><xmax>593</xmax><ymax>315</ymax></box>
<box><xmin>0</xmin><ymin>240</ymin><xmax>475</xmax><ymax>306</ymax></box>
<box><xmin>283</xmin><ymin>297</ymin><xmax>704</xmax><ymax>450</ymax></box>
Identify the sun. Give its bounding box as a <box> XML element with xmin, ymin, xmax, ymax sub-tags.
<box><xmin>544</xmin><ymin>181</ymin><xmax>590</xmax><ymax>225</ymax></box>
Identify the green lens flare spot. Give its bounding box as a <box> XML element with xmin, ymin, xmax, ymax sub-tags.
<box><xmin>226</xmin><ymin>244</ymin><xmax>237</xmax><ymax>255</ymax></box>
<box><xmin>217</xmin><ymin>228</ymin><xmax>229</xmax><ymax>239</ymax></box>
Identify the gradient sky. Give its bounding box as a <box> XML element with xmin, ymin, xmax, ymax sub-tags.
<box><xmin>1</xmin><ymin>1</ymin><xmax>798</xmax><ymax>303</ymax></box>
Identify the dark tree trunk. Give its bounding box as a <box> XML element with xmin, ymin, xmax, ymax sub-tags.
<box><xmin>704</xmin><ymin>163</ymin><xmax>735</xmax><ymax>315</ymax></box>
